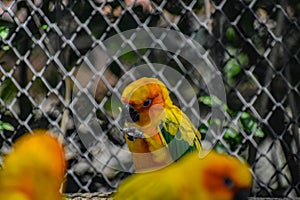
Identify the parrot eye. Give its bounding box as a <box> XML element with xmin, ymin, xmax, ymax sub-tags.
<box><xmin>224</xmin><ymin>177</ymin><xmax>234</xmax><ymax>189</ymax></box>
<box><xmin>143</xmin><ymin>99</ymin><xmax>152</xmax><ymax>107</ymax></box>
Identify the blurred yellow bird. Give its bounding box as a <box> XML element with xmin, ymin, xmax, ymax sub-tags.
<box><xmin>114</xmin><ymin>150</ymin><xmax>252</xmax><ymax>200</ymax></box>
<box><xmin>121</xmin><ymin>77</ymin><xmax>202</xmax><ymax>171</ymax></box>
<box><xmin>0</xmin><ymin>129</ymin><xmax>66</xmax><ymax>200</ymax></box>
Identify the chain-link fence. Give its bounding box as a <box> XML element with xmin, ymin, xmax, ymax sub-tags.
<box><xmin>0</xmin><ymin>0</ymin><xmax>299</xmax><ymax>198</ymax></box>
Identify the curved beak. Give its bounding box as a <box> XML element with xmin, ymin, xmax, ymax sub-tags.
<box><xmin>120</xmin><ymin>104</ymin><xmax>143</xmax><ymax>141</ymax></box>
<box><xmin>121</xmin><ymin>104</ymin><xmax>140</xmax><ymax>124</ymax></box>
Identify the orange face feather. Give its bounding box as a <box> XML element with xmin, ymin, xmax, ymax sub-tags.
<box><xmin>122</xmin><ymin>77</ymin><xmax>171</xmax><ymax>133</ymax></box>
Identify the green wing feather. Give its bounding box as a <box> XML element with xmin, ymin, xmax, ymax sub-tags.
<box><xmin>159</xmin><ymin>105</ymin><xmax>202</xmax><ymax>161</ymax></box>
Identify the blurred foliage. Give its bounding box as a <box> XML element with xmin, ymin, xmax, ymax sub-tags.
<box><xmin>0</xmin><ymin>120</ymin><xmax>14</xmax><ymax>132</ymax></box>
<box><xmin>0</xmin><ymin>26</ymin><xmax>9</xmax><ymax>51</ymax></box>
<box><xmin>0</xmin><ymin>79</ymin><xmax>18</xmax><ymax>105</ymax></box>
<box><xmin>223</xmin><ymin>47</ymin><xmax>249</xmax><ymax>86</ymax></box>
<box><xmin>0</xmin><ymin>26</ymin><xmax>9</xmax><ymax>41</ymax></box>
<box><xmin>199</xmin><ymin>95</ymin><xmax>265</xmax><ymax>153</ymax></box>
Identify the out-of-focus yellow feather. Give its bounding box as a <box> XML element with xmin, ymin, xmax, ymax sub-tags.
<box><xmin>114</xmin><ymin>151</ymin><xmax>252</xmax><ymax>200</ymax></box>
<box><xmin>0</xmin><ymin>129</ymin><xmax>66</xmax><ymax>200</ymax></box>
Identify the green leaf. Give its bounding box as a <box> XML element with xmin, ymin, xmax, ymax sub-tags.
<box><xmin>0</xmin><ymin>26</ymin><xmax>9</xmax><ymax>40</ymax></box>
<box><xmin>0</xmin><ymin>120</ymin><xmax>14</xmax><ymax>131</ymax></box>
<box><xmin>2</xmin><ymin>122</ymin><xmax>14</xmax><ymax>131</ymax></box>
<box><xmin>211</xmin><ymin>118</ymin><xmax>222</xmax><ymax>126</ymax></box>
<box><xmin>239</xmin><ymin>111</ymin><xmax>265</xmax><ymax>137</ymax></box>
<box><xmin>0</xmin><ymin>79</ymin><xmax>18</xmax><ymax>104</ymax></box>
<box><xmin>223</xmin><ymin>48</ymin><xmax>249</xmax><ymax>85</ymax></box>
<box><xmin>2</xmin><ymin>45</ymin><xmax>9</xmax><ymax>51</ymax></box>
<box><xmin>255</xmin><ymin>128</ymin><xmax>265</xmax><ymax>138</ymax></box>
<box><xmin>224</xmin><ymin>58</ymin><xmax>241</xmax><ymax>79</ymax></box>
<box><xmin>198</xmin><ymin>95</ymin><xmax>229</xmax><ymax>111</ymax></box>
<box><xmin>215</xmin><ymin>142</ymin><xmax>227</xmax><ymax>153</ymax></box>
<box><xmin>237</xmin><ymin>53</ymin><xmax>249</xmax><ymax>66</ymax></box>
<box><xmin>225</xmin><ymin>27</ymin><xmax>236</xmax><ymax>41</ymax></box>
<box><xmin>240</xmin><ymin>112</ymin><xmax>256</xmax><ymax>132</ymax></box>
<box><xmin>224</xmin><ymin>128</ymin><xmax>239</xmax><ymax>139</ymax></box>
<box><xmin>41</xmin><ymin>24</ymin><xmax>48</xmax><ymax>30</ymax></box>
<box><xmin>199</xmin><ymin>123</ymin><xmax>208</xmax><ymax>132</ymax></box>
<box><xmin>198</xmin><ymin>96</ymin><xmax>212</xmax><ymax>107</ymax></box>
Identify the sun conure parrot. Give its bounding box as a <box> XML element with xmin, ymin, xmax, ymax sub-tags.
<box><xmin>121</xmin><ymin>77</ymin><xmax>202</xmax><ymax>172</ymax></box>
<box><xmin>113</xmin><ymin>150</ymin><xmax>253</xmax><ymax>200</ymax></box>
<box><xmin>0</xmin><ymin>129</ymin><xmax>67</xmax><ymax>200</ymax></box>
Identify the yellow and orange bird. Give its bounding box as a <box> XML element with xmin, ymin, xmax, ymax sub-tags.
<box><xmin>121</xmin><ymin>77</ymin><xmax>202</xmax><ymax>171</ymax></box>
<box><xmin>0</xmin><ymin>129</ymin><xmax>66</xmax><ymax>200</ymax></box>
<box><xmin>114</xmin><ymin>150</ymin><xmax>253</xmax><ymax>200</ymax></box>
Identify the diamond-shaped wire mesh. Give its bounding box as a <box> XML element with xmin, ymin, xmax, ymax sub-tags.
<box><xmin>0</xmin><ymin>0</ymin><xmax>299</xmax><ymax>198</ymax></box>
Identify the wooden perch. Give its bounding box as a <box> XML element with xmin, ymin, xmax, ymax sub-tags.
<box><xmin>65</xmin><ymin>193</ymin><xmax>300</xmax><ymax>200</ymax></box>
<box><xmin>65</xmin><ymin>192</ymin><xmax>114</xmax><ymax>200</ymax></box>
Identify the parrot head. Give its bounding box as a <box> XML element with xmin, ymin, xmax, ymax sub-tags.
<box><xmin>121</xmin><ymin>78</ymin><xmax>173</xmax><ymax>135</ymax></box>
<box><xmin>198</xmin><ymin>151</ymin><xmax>253</xmax><ymax>200</ymax></box>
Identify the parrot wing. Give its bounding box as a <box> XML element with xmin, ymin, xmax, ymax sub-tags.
<box><xmin>160</xmin><ymin>105</ymin><xmax>202</xmax><ymax>161</ymax></box>
<box><xmin>113</xmin><ymin>169</ymin><xmax>179</xmax><ymax>200</ymax></box>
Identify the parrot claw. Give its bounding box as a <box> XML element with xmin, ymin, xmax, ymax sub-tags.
<box><xmin>121</xmin><ymin>127</ymin><xmax>144</xmax><ymax>140</ymax></box>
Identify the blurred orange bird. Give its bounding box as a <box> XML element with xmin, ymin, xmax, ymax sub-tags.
<box><xmin>0</xmin><ymin>129</ymin><xmax>66</xmax><ymax>200</ymax></box>
<box><xmin>121</xmin><ymin>77</ymin><xmax>202</xmax><ymax>172</ymax></box>
<box><xmin>114</xmin><ymin>150</ymin><xmax>253</xmax><ymax>200</ymax></box>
